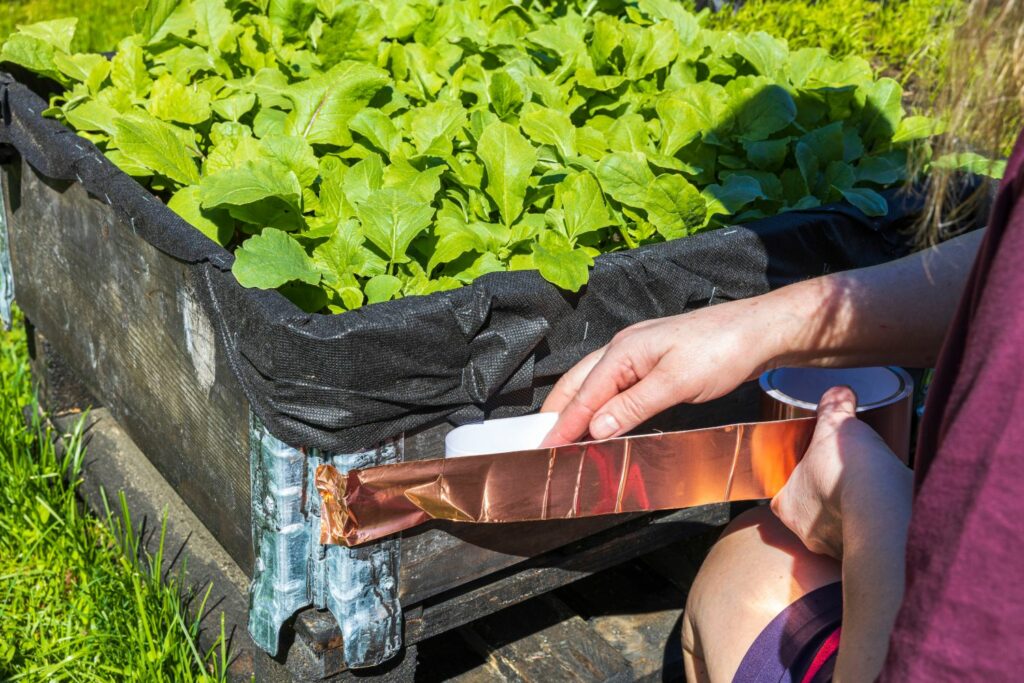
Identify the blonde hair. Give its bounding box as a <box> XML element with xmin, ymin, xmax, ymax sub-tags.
<box><xmin>917</xmin><ymin>0</ymin><xmax>1024</xmax><ymax>244</ymax></box>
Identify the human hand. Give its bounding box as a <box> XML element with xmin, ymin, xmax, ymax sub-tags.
<box><xmin>540</xmin><ymin>297</ymin><xmax>786</xmax><ymax>446</ymax></box>
<box><xmin>770</xmin><ymin>385</ymin><xmax>908</xmax><ymax>559</ymax></box>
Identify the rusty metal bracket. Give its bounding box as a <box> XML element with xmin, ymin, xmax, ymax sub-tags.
<box><xmin>247</xmin><ymin>414</ymin><xmax>403</xmax><ymax>668</ymax></box>
<box><xmin>0</xmin><ymin>172</ymin><xmax>14</xmax><ymax>330</ymax></box>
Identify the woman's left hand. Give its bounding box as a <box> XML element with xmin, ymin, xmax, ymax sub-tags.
<box><xmin>771</xmin><ymin>385</ymin><xmax>907</xmax><ymax>559</ymax></box>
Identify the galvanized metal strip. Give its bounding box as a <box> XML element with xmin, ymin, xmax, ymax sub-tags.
<box><xmin>247</xmin><ymin>413</ymin><xmax>404</xmax><ymax>667</ymax></box>
<box><xmin>248</xmin><ymin>414</ymin><xmax>312</xmax><ymax>657</ymax></box>
<box><xmin>0</xmin><ymin>173</ymin><xmax>14</xmax><ymax>330</ymax></box>
<box><xmin>322</xmin><ymin>443</ymin><xmax>403</xmax><ymax>667</ymax></box>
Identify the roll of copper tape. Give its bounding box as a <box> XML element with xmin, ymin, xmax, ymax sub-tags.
<box><xmin>760</xmin><ymin>366</ymin><xmax>914</xmax><ymax>463</ymax></box>
<box><xmin>316</xmin><ymin>367</ymin><xmax>914</xmax><ymax>546</ymax></box>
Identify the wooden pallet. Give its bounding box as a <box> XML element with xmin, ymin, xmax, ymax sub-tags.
<box><xmin>417</xmin><ymin>536</ymin><xmax>719</xmax><ymax>683</ymax></box>
<box><xmin>43</xmin><ymin>394</ymin><xmax>733</xmax><ymax>682</ymax></box>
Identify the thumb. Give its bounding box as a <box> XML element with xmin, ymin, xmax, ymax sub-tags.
<box><xmin>816</xmin><ymin>385</ymin><xmax>858</xmax><ymax>423</ymax></box>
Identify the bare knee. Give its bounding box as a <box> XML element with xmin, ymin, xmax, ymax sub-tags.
<box><xmin>683</xmin><ymin>506</ymin><xmax>840</xmax><ymax>682</ymax></box>
<box><xmin>698</xmin><ymin>505</ymin><xmax>841</xmax><ymax>598</ymax></box>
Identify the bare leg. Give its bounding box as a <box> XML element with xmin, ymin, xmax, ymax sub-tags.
<box><xmin>682</xmin><ymin>506</ymin><xmax>841</xmax><ymax>683</ymax></box>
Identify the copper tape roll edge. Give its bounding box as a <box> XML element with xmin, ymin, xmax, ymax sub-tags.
<box><xmin>316</xmin><ymin>417</ymin><xmax>818</xmax><ymax>548</ymax></box>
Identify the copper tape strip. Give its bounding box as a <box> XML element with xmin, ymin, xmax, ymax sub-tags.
<box><xmin>316</xmin><ymin>417</ymin><xmax>816</xmax><ymax>547</ymax></box>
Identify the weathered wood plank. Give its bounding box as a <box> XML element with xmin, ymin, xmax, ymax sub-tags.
<box><xmin>406</xmin><ymin>503</ymin><xmax>728</xmax><ymax>644</ymax></box>
<box><xmin>26</xmin><ymin>324</ymin><xmax>100</xmax><ymax>415</ymax></box>
<box><xmin>414</xmin><ymin>526</ymin><xmax>728</xmax><ymax>683</ymax></box>
<box><xmin>399</xmin><ymin>515</ymin><xmax>643</xmax><ymax>604</ymax></box>
<box><xmin>253</xmin><ymin>638</ymin><xmax>419</xmax><ymax>682</ymax></box>
<box><xmin>289</xmin><ymin>503</ymin><xmax>727</xmax><ymax>678</ymax></box>
<box><xmin>558</xmin><ymin>562</ymin><xmax>692</xmax><ymax>682</ymax></box>
<box><xmin>4</xmin><ymin>159</ymin><xmax>255</xmax><ymax>570</ymax></box>
<box><xmin>459</xmin><ymin>595</ymin><xmax>633</xmax><ymax>683</ymax></box>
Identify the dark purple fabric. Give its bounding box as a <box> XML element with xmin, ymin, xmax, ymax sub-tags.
<box><xmin>882</xmin><ymin>132</ymin><xmax>1024</xmax><ymax>679</ymax></box>
<box><xmin>733</xmin><ymin>582</ymin><xmax>842</xmax><ymax>683</ymax></box>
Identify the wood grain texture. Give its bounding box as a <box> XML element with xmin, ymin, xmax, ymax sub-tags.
<box><xmin>559</xmin><ymin>562</ymin><xmax>690</xmax><ymax>681</ymax></box>
<box><xmin>4</xmin><ymin>159</ymin><xmax>255</xmax><ymax>569</ymax></box>
<box><xmin>26</xmin><ymin>324</ymin><xmax>100</xmax><ymax>415</ymax></box>
<box><xmin>406</xmin><ymin>504</ymin><xmax>729</xmax><ymax>643</ymax></box>
<box><xmin>287</xmin><ymin>503</ymin><xmax>726</xmax><ymax>677</ymax></box>
<box><xmin>416</xmin><ymin>529</ymin><xmax>730</xmax><ymax>683</ymax></box>
<box><xmin>460</xmin><ymin>595</ymin><xmax>634</xmax><ymax>683</ymax></box>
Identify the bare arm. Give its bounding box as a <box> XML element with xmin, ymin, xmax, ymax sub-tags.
<box><xmin>777</xmin><ymin>228</ymin><xmax>984</xmax><ymax>370</ymax></box>
<box><xmin>542</xmin><ymin>230</ymin><xmax>984</xmax><ymax>445</ymax></box>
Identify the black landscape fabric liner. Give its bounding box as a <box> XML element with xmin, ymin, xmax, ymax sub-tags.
<box><xmin>0</xmin><ymin>71</ymin><xmax>937</xmax><ymax>453</ymax></box>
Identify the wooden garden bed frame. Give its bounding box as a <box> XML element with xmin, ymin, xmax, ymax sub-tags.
<box><xmin>3</xmin><ymin>155</ymin><xmax>744</xmax><ymax>679</ymax></box>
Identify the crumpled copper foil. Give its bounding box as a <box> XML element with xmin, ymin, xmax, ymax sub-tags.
<box><xmin>316</xmin><ymin>418</ymin><xmax>815</xmax><ymax>547</ymax></box>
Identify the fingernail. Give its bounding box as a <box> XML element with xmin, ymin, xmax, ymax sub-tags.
<box><xmin>836</xmin><ymin>384</ymin><xmax>858</xmax><ymax>404</ymax></box>
<box><xmin>592</xmin><ymin>414</ymin><xmax>620</xmax><ymax>439</ymax></box>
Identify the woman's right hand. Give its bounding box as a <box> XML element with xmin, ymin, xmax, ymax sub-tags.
<box><xmin>540</xmin><ymin>295</ymin><xmax>793</xmax><ymax>446</ymax></box>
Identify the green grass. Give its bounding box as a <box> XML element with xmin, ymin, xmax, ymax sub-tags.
<box><xmin>0</xmin><ymin>0</ymin><xmax>959</xmax><ymax>92</ymax></box>
<box><xmin>0</xmin><ymin>307</ymin><xmax>229</xmax><ymax>682</ymax></box>
<box><xmin>1</xmin><ymin>5</ymin><xmax>232</xmax><ymax>676</ymax></box>
<box><xmin>702</xmin><ymin>0</ymin><xmax>962</xmax><ymax>89</ymax></box>
<box><xmin>1</xmin><ymin>0</ymin><xmax>139</xmax><ymax>53</ymax></box>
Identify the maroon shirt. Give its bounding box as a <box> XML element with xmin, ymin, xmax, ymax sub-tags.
<box><xmin>882</xmin><ymin>134</ymin><xmax>1024</xmax><ymax>678</ymax></box>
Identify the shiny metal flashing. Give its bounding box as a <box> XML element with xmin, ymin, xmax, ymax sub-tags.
<box><xmin>316</xmin><ymin>418</ymin><xmax>817</xmax><ymax>547</ymax></box>
<box><xmin>0</xmin><ymin>179</ymin><xmax>14</xmax><ymax>330</ymax></box>
<box><xmin>247</xmin><ymin>415</ymin><xmax>402</xmax><ymax>667</ymax></box>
